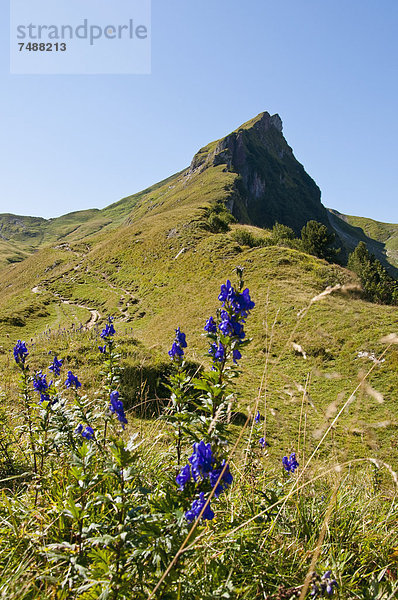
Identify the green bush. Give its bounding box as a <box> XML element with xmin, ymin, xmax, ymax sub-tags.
<box><xmin>232</xmin><ymin>223</ymin><xmax>299</xmax><ymax>249</ymax></box>
<box><xmin>348</xmin><ymin>241</ymin><xmax>398</xmax><ymax>305</ymax></box>
<box><xmin>202</xmin><ymin>201</ymin><xmax>236</xmax><ymax>233</ymax></box>
<box><xmin>301</xmin><ymin>220</ymin><xmax>340</xmax><ymax>261</ymax></box>
<box><xmin>231</xmin><ymin>229</ymin><xmax>270</xmax><ymax>247</ymax></box>
<box><xmin>270</xmin><ymin>223</ymin><xmax>296</xmax><ymax>244</ymax></box>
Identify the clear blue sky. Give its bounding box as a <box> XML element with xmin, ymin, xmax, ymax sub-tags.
<box><xmin>1</xmin><ymin>0</ymin><xmax>397</xmax><ymax>222</ymax></box>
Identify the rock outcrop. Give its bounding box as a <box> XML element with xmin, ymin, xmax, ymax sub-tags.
<box><xmin>189</xmin><ymin>111</ymin><xmax>330</xmax><ymax>234</ymax></box>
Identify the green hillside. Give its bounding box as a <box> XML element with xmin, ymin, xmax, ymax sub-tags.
<box><xmin>0</xmin><ymin>187</ymin><xmax>397</xmax><ymax>468</ymax></box>
<box><xmin>0</xmin><ymin>113</ymin><xmax>396</xmax><ymax>471</ymax></box>
<box><xmin>1</xmin><ymin>112</ymin><xmax>397</xmax><ymax>278</ymax></box>
<box><xmin>0</xmin><ymin>112</ymin><xmax>398</xmax><ymax>599</ymax></box>
<box><xmin>328</xmin><ymin>209</ymin><xmax>398</xmax><ymax>275</ymax></box>
<box><xmin>0</xmin><ymin>174</ymin><xmax>181</xmax><ymax>269</ymax></box>
<box><xmin>0</xmin><ymin>111</ymin><xmax>330</xmax><ymax>269</ymax></box>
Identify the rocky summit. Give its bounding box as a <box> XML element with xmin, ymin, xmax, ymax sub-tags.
<box><xmin>189</xmin><ymin>111</ymin><xmax>329</xmax><ymax>233</ymax></box>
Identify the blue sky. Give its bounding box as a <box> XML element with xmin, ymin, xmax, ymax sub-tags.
<box><xmin>1</xmin><ymin>0</ymin><xmax>397</xmax><ymax>222</ymax></box>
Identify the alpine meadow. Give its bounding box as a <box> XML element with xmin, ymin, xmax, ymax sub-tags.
<box><xmin>0</xmin><ymin>112</ymin><xmax>397</xmax><ymax>599</ymax></box>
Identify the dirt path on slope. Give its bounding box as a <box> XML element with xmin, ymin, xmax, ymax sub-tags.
<box><xmin>32</xmin><ymin>286</ymin><xmax>101</xmax><ymax>330</ymax></box>
<box><xmin>61</xmin><ymin>299</ymin><xmax>101</xmax><ymax>329</ymax></box>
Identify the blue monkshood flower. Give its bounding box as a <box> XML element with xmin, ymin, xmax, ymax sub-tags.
<box><xmin>175</xmin><ymin>327</ymin><xmax>187</xmax><ymax>348</ymax></box>
<box><xmin>13</xmin><ymin>340</ymin><xmax>28</xmax><ymax>365</ymax></box>
<box><xmin>49</xmin><ymin>355</ymin><xmax>63</xmax><ymax>377</ymax></box>
<box><xmin>322</xmin><ymin>571</ymin><xmax>338</xmax><ymax>596</ymax></box>
<box><xmin>169</xmin><ymin>341</ymin><xmax>184</xmax><ymax>359</ymax></box>
<box><xmin>215</xmin><ymin>343</ymin><xmax>226</xmax><ymax>361</ymax></box>
<box><xmin>218</xmin><ymin>281</ymin><xmax>255</xmax><ymax>319</ymax></box>
<box><xmin>311</xmin><ymin>571</ymin><xmax>338</xmax><ymax>597</ymax></box>
<box><xmin>33</xmin><ymin>371</ymin><xmax>48</xmax><ymax>394</ymax></box>
<box><xmin>168</xmin><ymin>328</ymin><xmax>187</xmax><ymax>360</ymax></box>
<box><xmin>282</xmin><ymin>452</ymin><xmax>299</xmax><ymax>473</ymax></box>
<box><xmin>254</xmin><ymin>411</ymin><xmax>260</xmax><ymax>423</ymax></box>
<box><xmin>219</xmin><ymin>311</ymin><xmax>233</xmax><ymax>336</ymax></box>
<box><xmin>259</xmin><ymin>437</ymin><xmax>269</xmax><ymax>448</ymax></box>
<box><xmin>204</xmin><ymin>316</ymin><xmax>217</xmax><ymax>334</ymax></box>
<box><xmin>82</xmin><ymin>426</ymin><xmax>94</xmax><ymax>440</ymax></box>
<box><xmin>209</xmin><ymin>343</ymin><xmax>217</xmax><ymax>359</ymax></box>
<box><xmin>33</xmin><ymin>371</ymin><xmax>53</xmax><ymax>403</ymax></box>
<box><xmin>209</xmin><ymin>342</ymin><xmax>225</xmax><ymax>362</ymax></box>
<box><xmin>98</xmin><ymin>345</ymin><xmax>107</xmax><ymax>354</ymax></box>
<box><xmin>75</xmin><ymin>424</ymin><xmax>94</xmax><ymax>440</ymax></box>
<box><xmin>231</xmin><ymin>319</ymin><xmax>245</xmax><ymax>340</ymax></box>
<box><xmin>65</xmin><ymin>371</ymin><xmax>81</xmax><ymax>389</ymax></box>
<box><xmin>231</xmin><ymin>288</ymin><xmax>255</xmax><ymax>318</ymax></box>
<box><xmin>326</xmin><ymin>581</ymin><xmax>338</xmax><ymax>595</ymax></box>
<box><xmin>100</xmin><ymin>317</ymin><xmax>116</xmax><ymax>339</ymax></box>
<box><xmin>109</xmin><ymin>390</ymin><xmax>128</xmax><ymax>428</ymax></box>
<box><xmin>209</xmin><ymin>460</ymin><xmax>233</xmax><ymax>498</ymax></box>
<box><xmin>189</xmin><ymin>441</ymin><xmax>213</xmax><ymax>481</ymax></box>
<box><xmin>185</xmin><ymin>492</ymin><xmax>215</xmax><ymax>522</ymax></box>
<box><xmin>219</xmin><ymin>312</ymin><xmax>246</xmax><ymax>340</ymax></box>
<box><xmin>176</xmin><ymin>464</ymin><xmax>191</xmax><ymax>490</ymax></box>
<box><xmin>218</xmin><ymin>280</ymin><xmax>237</xmax><ymax>306</ymax></box>
<box><xmin>232</xmin><ymin>348</ymin><xmax>242</xmax><ymax>364</ymax></box>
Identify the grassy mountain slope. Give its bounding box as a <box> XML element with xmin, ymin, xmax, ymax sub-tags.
<box><xmin>0</xmin><ymin>173</ymin><xmax>182</xmax><ymax>269</ymax></box>
<box><xmin>0</xmin><ymin>111</ymin><xmax>397</xmax><ymax>469</ymax></box>
<box><xmin>0</xmin><ymin>205</ymin><xmax>397</xmax><ymax>469</ymax></box>
<box><xmin>1</xmin><ymin>112</ymin><xmax>398</xmax><ymax>599</ymax></box>
<box><xmin>0</xmin><ymin>111</ymin><xmax>330</xmax><ymax>269</ymax></box>
<box><xmin>328</xmin><ymin>209</ymin><xmax>398</xmax><ymax>272</ymax></box>
<box><xmin>1</xmin><ymin>112</ymin><xmax>397</xmax><ymax>276</ymax></box>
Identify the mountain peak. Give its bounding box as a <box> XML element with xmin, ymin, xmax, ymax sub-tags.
<box><xmin>189</xmin><ymin>111</ymin><xmax>286</xmax><ymax>174</ymax></box>
<box><xmin>234</xmin><ymin>111</ymin><xmax>283</xmax><ymax>134</ymax></box>
<box><xmin>189</xmin><ymin>111</ymin><xmax>328</xmax><ymax>233</ymax></box>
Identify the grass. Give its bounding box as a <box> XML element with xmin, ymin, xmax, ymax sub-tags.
<box><xmin>0</xmin><ymin>213</ymin><xmax>397</xmax><ymax>469</ymax></box>
<box><xmin>0</xmin><ymin>275</ymin><xmax>397</xmax><ymax>598</ymax></box>
<box><xmin>0</xmin><ymin>112</ymin><xmax>397</xmax><ymax>597</ymax></box>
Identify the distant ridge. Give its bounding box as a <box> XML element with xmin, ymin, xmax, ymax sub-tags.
<box><xmin>328</xmin><ymin>209</ymin><xmax>398</xmax><ymax>275</ymax></box>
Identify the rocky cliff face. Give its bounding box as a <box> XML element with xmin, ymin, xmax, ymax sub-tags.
<box><xmin>189</xmin><ymin>111</ymin><xmax>330</xmax><ymax>234</ymax></box>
